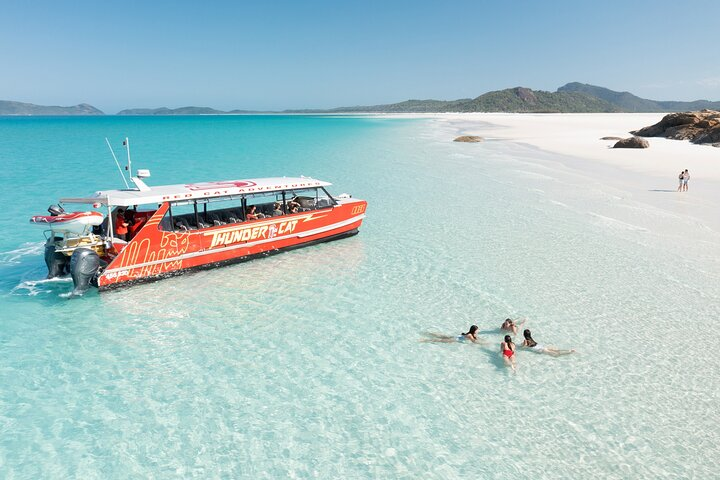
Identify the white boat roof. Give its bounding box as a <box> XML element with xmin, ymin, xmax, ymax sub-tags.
<box><xmin>60</xmin><ymin>177</ymin><xmax>332</xmax><ymax>207</ymax></box>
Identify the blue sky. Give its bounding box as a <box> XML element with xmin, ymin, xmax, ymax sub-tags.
<box><xmin>1</xmin><ymin>0</ymin><xmax>718</xmax><ymax>113</ymax></box>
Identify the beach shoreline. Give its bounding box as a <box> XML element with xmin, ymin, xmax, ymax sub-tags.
<box><xmin>381</xmin><ymin>112</ymin><xmax>720</xmax><ymax>232</ymax></box>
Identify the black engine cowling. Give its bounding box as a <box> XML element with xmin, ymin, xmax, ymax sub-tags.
<box><xmin>44</xmin><ymin>237</ymin><xmax>69</xmax><ymax>279</ymax></box>
<box><xmin>70</xmin><ymin>248</ymin><xmax>101</xmax><ymax>295</ymax></box>
<box><xmin>48</xmin><ymin>204</ymin><xmax>65</xmax><ymax>216</ymax></box>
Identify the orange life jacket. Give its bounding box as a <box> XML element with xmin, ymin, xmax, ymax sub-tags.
<box><xmin>115</xmin><ymin>214</ymin><xmax>128</xmax><ymax>235</ymax></box>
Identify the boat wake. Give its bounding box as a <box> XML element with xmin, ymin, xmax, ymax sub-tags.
<box><xmin>0</xmin><ymin>242</ymin><xmax>64</xmax><ymax>296</ymax></box>
<box><xmin>0</xmin><ymin>242</ymin><xmax>44</xmax><ymax>265</ymax></box>
<box><xmin>12</xmin><ymin>276</ymin><xmax>73</xmax><ymax>297</ymax></box>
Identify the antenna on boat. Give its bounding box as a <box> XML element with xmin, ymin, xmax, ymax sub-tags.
<box><xmin>123</xmin><ymin>137</ymin><xmax>132</xmax><ymax>177</ymax></box>
<box><xmin>105</xmin><ymin>137</ymin><xmax>130</xmax><ymax>189</ymax></box>
<box><xmin>122</xmin><ymin>137</ymin><xmax>152</xmax><ymax>192</ymax></box>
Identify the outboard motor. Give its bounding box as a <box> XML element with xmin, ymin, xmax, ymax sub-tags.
<box><xmin>48</xmin><ymin>204</ymin><xmax>65</xmax><ymax>216</ymax></box>
<box><xmin>70</xmin><ymin>248</ymin><xmax>101</xmax><ymax>295</ymax></box>
<box><xmin>44</xmin><ymin>237</ymin><xmax>69</xmax><ymax>278</ymax></box>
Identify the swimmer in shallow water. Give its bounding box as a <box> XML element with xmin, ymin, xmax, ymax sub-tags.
<box><xmin>521</xmin><ymin>329</ymin><xmax>575</xmax><ymax>356</ymax></box>
<box><xmin>501</xmin><ymin>335</ymin><xmax>516</xmax><ymax>372</ymax></box>
<box><xmin>421</xmin><ymin>325</ymin><xmax>481</xmax><ymax>343</ymax></box>
<box><xmin>501</xmin><ymin>318</ymin><xmax>525</xmax><ymax>335</ymax></box>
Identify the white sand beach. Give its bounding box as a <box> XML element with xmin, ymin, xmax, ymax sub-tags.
<box><xmin>423</xmin><ymin>113</ymin><xmax>720</xmax><ymax>231</ymax></box>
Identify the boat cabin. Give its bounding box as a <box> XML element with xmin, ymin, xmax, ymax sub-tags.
<box><xmin>61</xmin><ymin>177</ymin><xmax>338</xmax><ymax>242</ymax></box>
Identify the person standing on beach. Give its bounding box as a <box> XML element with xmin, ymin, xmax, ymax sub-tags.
<box><xmin>683</xmin><ymin>169</ymin><xmax>690</xmax><ymax>192</ymax></box>
<box><xmin>677</xmin><ymin>171</ymin><xmax>685</xmax><ymax>192</ymax></box>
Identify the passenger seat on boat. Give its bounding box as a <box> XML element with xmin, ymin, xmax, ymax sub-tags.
<box><xmin>296</xmin><ymin>197</ymin><xmax>315</xmax><ymax>210</ymax></box>
<box><xmin>225</xmin><ymin>209</ymin><xmax>243</xmax><ymax>223</ymax></box>
<box><xmin>159</xmin><ymin>215</ymin><xmax>173</xmax><ymax>231</ymax></box>
<box><xmin>96</xmin><ymin>216</ymin><xmax>109</xmax><ymax>235</ymax></box>
<box><xmin>261</xmin><ymin>204</ymin><xmax>275</xmax><ymax>217</ymax></box>
<box><xmin>207</xmin><ymin>213</ymin><xmax>226</xmax><ymax>226</ymax></box>
<box><xmin>174</xmin><ymin>217</ymin><xmax>196</xmax><ymax>231</ymax></box>
<box><xmin>218</xmin><ymin>210</ymin><xmax>232</xmax><ymax>223</ymax></box>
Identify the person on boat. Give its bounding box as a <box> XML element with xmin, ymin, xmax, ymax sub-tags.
<box><xmin>123</xmin><ymin>209</ymin><xmax>135</xmax><ymax>238</ymax></box>
<box><xmin>421</xmin><ymin>325</ymin><xmax>481</xmax><ymax>343</ymax></box>
<box><xmin>521</xmin><ymin>329</ymin><xmax>575</xmax><ymax>357</ymax></box>
<box><xmin>501</xmin><ymin>318</ymin><xmax>525</xmax><ymax>335</ymax></box>
<box><xmin>127</xmin><ymin>210</ymin><xmax>146</xmax><ymax>239</ymax></box>
<box><xmin>501</xmin><ymin>335</ymin><xmax>516</xmax><ymax>372</ymax></box>
<box><xmin>114</xmin><ymin>208</ymin><xmax>130</xmax><ymax>241</ymax></box>
<box><xmin>273</xmin><ymin>202</ymin><xmax>284</xmax><ymax>216</ymax></box>
<box><xmin>287</xmin><ymin>199</ymin><xmax>301</xmax><ymax>212</ymax></box>
<box><xmin>245</xmin><ymin>205</ymin><xmax>264</xmax><ymax>220</ymax></box>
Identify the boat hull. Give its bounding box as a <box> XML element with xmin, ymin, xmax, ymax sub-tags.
<box><xmin>98</xmin><ymin>200</ymin><xmax>366</xmax><ymax>290</ymax></box>
<box><xmin>98</xmin><ymin>228</ymin><xmax>359</xmax><ymax>291</ymax></box>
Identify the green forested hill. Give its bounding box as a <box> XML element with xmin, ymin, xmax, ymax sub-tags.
<box><xmin>454</xmin><ymin>88</ymin><xmax>619</xmax><ymax>113</ymax></box>
<box><xmin>291</xmin><ymin>87</ymin><xmax>619</xmax><ymax>113</ymax></box>
<box><xmin>0</xmin><ymin>100</ymin><xmax>104</xmax><ymax>115</ymax></box>
<box><xmin>558</xmin><ymin>82</ymin><xmax>720</xmax><ymax>112</ymax></box>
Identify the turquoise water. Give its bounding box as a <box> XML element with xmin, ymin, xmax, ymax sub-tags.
<box><xmin>1</xmin><ymin>115</ymin><xmax>719</xmax><ymax>478</ymax></box>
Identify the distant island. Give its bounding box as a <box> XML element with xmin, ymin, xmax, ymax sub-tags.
<box><xmin>117</xmin><ymin>106</ymin><xmax>262</xmax><ymax>115</ymax></box>
<box><xmin>0</xmin><ymin>100</ymin><xmax>104</xmax><ymax>115</ymax></box>
<box><xmin>2</xmin><ymin>83</ymin><xmax>719</xmax><ymax>115</ymax></box>
<box><xmin>556</xmin><ymin>83</ymin><xmax>720</xmax><ymax>113</ymax></box>
<box><xmin>303</xmin><ymin>83</ymin><xmax>720</xmax><ymax>114</ymax></box>
<box><xmin>299</xmin><ymin>86</ymin><xmax>618</xmax><ymax>114</ymax></box>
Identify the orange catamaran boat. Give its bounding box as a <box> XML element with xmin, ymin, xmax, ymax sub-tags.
<box><xmin>30</xmin><ymin>140</ymin><xmax>367</xmax><ymax>294</ymax></box>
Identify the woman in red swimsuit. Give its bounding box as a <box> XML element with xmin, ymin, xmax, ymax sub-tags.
<box><xmin>501</xmin><ymin>335</ymin><xmax>516</xmax><ymax>372</ymax></box>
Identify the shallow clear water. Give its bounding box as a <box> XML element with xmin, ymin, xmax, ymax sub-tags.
<box><xmin>1</xmin><ymin>115</ymin><xmax>719</xmax><ymax>478</ymax></box>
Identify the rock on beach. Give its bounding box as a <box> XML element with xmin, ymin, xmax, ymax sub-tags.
<box><xmin>454</xmin><ymin>135</ymin><xmax>483</xmax><ymax>143</ymax></box>
<box><xmin>632</xmin><ymin>110</ymin><xmax>720</xmax><ymax>147</ymax></box>
<box><xmin>613</xmin><ymin>136</ymin><xmax>649</xmax><ymax>149</ymax></box>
